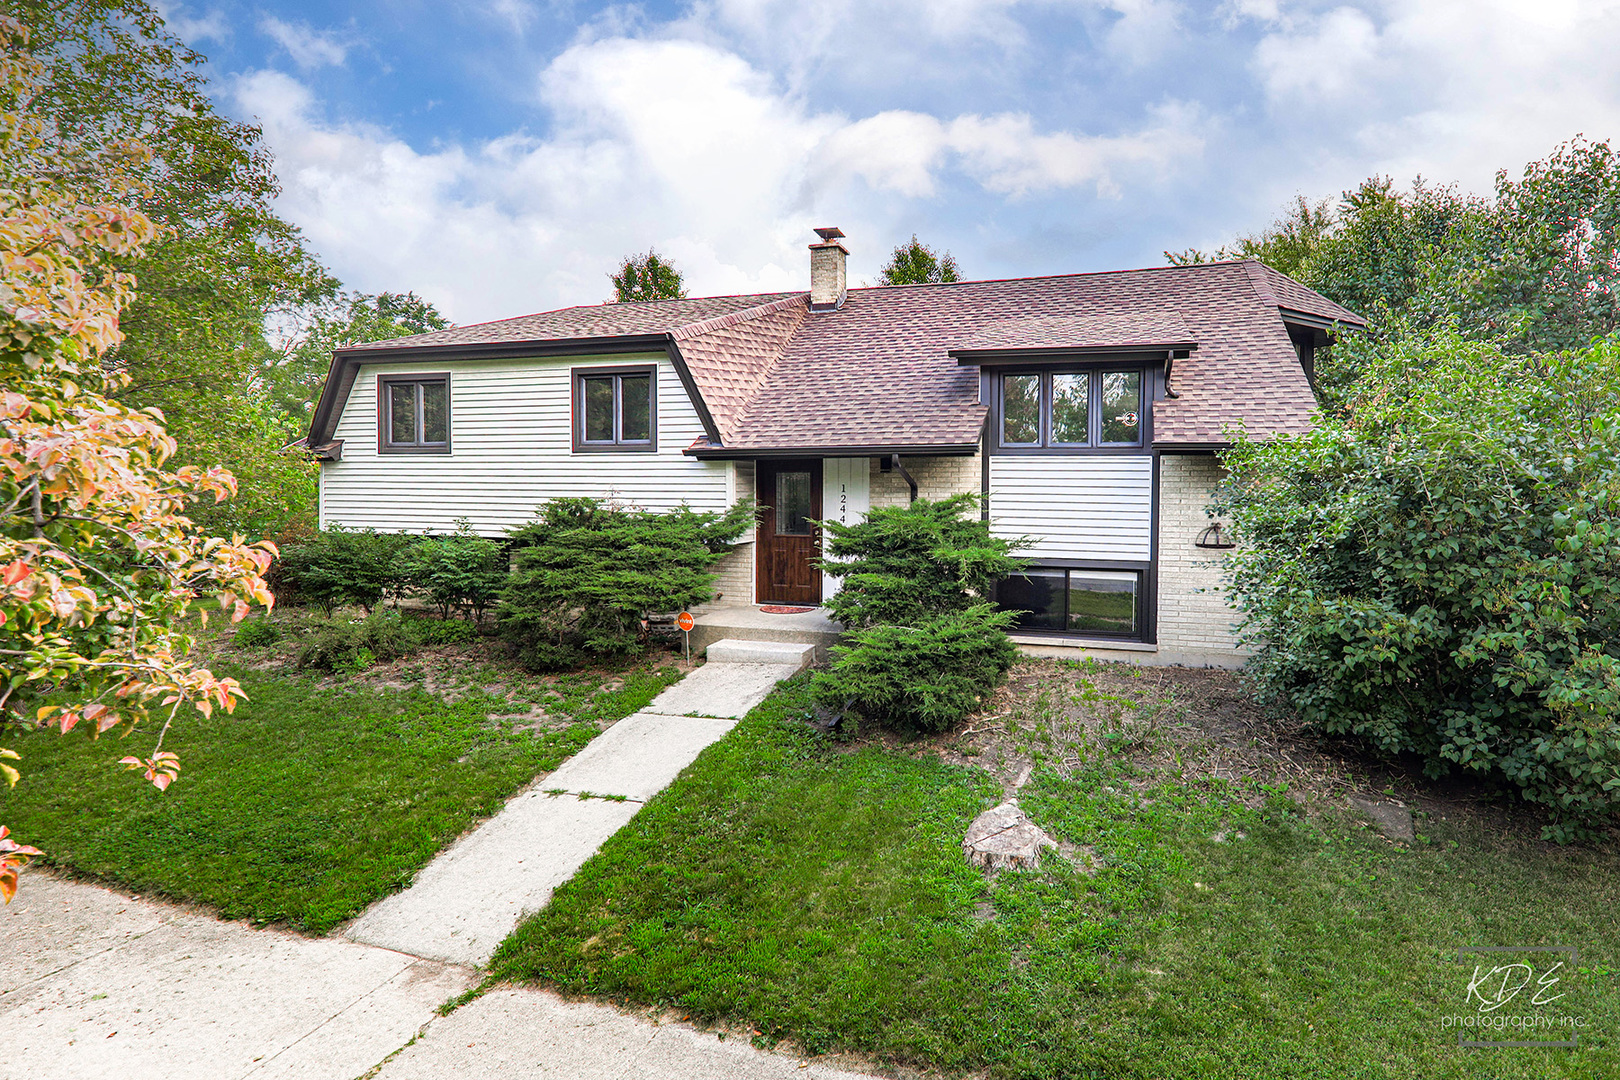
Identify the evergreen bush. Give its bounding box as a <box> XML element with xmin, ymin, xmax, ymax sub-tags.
<box><xmin>498</xmin><ymin>497</ymin><xmax>752</xmax><ymax>670</ymax></box>
<box><xmin>296</xmin><ymin>609</ymin><xmax>423</xmax><ymax>672</ymax></box>
<box><xmin>815</xmin><ymin>606</ymin><xmax>1020</xmax><ymax>733</ymax></box>
<box><xmin>1222</xmin><ymin>331</ymin><xmax>1620</xmax><ymax>839</ymax></box>
<box><xmin>814</xmin><ymin>494</ymin><xmax>1026</xmax><ymax>731</ymax></box>
<box><xmin>819</xmin><ymin>494</ymin><xmax>1026</xmax><ymax>628</ymax></box>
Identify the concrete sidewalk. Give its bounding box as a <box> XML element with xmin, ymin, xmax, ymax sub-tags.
<box><xmin>343</xmin><ymin>656</ymin><xmax>804</xmax><ymax>966</ymax></box>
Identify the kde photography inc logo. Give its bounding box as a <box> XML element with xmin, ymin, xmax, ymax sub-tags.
<box><xmin>1443</xmin><ymin>946</ymin><xmax>1587</xmax><ymax>1048</ymax></box>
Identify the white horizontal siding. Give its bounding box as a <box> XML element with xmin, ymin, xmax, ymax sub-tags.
<box><xmin>988</xmin><ymin>455</ymin><xmax>1153</xmax><ymax>561</ymax></box>
<box><xmin>319</xmin><ymin>354</ymin><xmax>731</xmax><ymax>537</ymax></box>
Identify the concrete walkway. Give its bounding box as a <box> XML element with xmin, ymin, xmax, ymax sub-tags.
<box><xmin>343</xmin><ymin>653</ymin><xmax>805</xmax><ymax>966</ymax></box>
<box><xmin>2</xmin><ymin>648</ymin><xmax>881</xmax><ymax>1079</ymax></box>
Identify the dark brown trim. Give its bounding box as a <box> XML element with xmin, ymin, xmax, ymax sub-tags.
<box><xmin>953</xmin><ymin>344</ymin><xmax>1193</xmax><ymax>365</ymax></box>
<box><xmin>376</xmin><ymin>373</ymin><xmax>452</xmax><ymax>454</ymax></box>
<box><xmin>571</xmin><ymin>364</ymin><xmax>658</xmax><ymax>453</ymax></box>
<box><xmin>687</xmin><ymin>442</ymin><xmax>980</xmax><ymax>460</ymax></box>
<box><xmin>1153</xmin><ymin>443</ymin><xmax>1228</xmax><ymax>454</ymax></box>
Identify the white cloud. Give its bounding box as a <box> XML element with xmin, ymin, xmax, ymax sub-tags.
<box><xmin>259</xmin><ymin>16</ymin><xmax>352</xmax><ymax>69</ymax></box>
<box><xmin>1252</xmin><ymin>7</ymin><xmax>1380</xmax><ymax>100</ymax></box>
<box><xmin>154</xmin><ymin>2</ymin><xmax>230</xmax><ymax>45</ymax></box>
<box><xmin>233</xmin><ymin>36</ymin><xmax>1200</xmax><ymax>322</ymax></box>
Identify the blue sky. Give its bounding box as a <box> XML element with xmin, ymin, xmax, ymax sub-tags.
<box><xmin>158</xmin><ymin>0</ymin><xmax>1620</xmax><ymax>324</ymax></box>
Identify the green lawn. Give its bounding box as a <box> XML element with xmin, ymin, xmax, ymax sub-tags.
<box><xmin>1</xmin><ymin>657</ymin><xmax>681</xmax><ymax>934</ymax></box>
<box><xmin>493</xmin><ymin>673</ymin><xmax>1620</xmax><ymax>1079</ymax></box>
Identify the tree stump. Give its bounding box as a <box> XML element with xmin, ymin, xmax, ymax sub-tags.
<box><xmin>963</xmin><ymin>801</ymin><xmax>1058</xmax><ymax>870</ymax></box>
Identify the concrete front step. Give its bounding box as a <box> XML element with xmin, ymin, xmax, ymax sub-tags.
<box><xmin>705</xmin><ymin>639</ymin><xmax>817</xmax><ymax>668</ymax></box>
<box><xmin>689</xmin><ymin>605</ymin><xmax>844</xmax><ymax>661</ymax></box>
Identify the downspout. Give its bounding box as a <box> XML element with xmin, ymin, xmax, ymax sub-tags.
<box><xmin>891</xmin><ymin>454</ymin><xmax>918</xmax><ymax>504</ymax></box>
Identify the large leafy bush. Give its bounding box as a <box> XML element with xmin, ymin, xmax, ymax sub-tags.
<box><xmin>273</xmin><ymin>526</ymin><xmax>413</xmax><ymax>615</ymax></box>
<box><xmin>406</xmin><ymin>522</ymin><xmax>506</xmax><ymax>623</ymax></box>
<box><xmin>814</xmin><ymin>495</ymin><xmax>1025</xmax><ymax>732</ymax></box>
<box><xmin>498</xmin><ymin>498</ymin><xmax>751</xmax><ymax>670</ymax></box>
<box><xmin>1222</xmin><ymin>331</ymin><xmax>1620</xmax><ymax>838</ymax></box>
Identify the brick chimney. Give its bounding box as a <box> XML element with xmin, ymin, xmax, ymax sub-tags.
<box><xmin>809</xmin><ymin>226</ymin><xmax>847</xmax><ymax>311</ymax></box>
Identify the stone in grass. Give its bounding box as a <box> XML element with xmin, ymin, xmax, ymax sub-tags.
<box><xmin>964</xmin><ymin>801</ymin><xmax>1058</xmax><ymax>871</ymax></box>
<box><xmin>1349</xmin><ymin>796</ymin><xmax>1415</xmax><ymax>843</ymax></box>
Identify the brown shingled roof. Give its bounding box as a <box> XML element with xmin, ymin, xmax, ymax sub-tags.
<box><xmin>309</xmin><ymin>259</ymin><xmax>1362</xmax><ymax>451</ymax></box>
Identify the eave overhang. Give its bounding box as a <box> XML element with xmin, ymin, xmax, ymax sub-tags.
<box><xmin>685</xmin><ymin>441</ymin><xmax>980</xmax><ymax>461</ymax></box>
<box><xmin>951</xmin><ymin>343</ymin><xmax>1196</xmax><ymax>365</ymax></box>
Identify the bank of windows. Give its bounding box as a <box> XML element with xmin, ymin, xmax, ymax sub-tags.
<box><xmin>574</xmin><ymin>366</ymin><xmax>655</xmax><ymax>451</ymax></box>
<box><xmin>380</xmin><ymin>375</ymin><xmax>450</xmax><ymax>453</ymax></box>
<box><xmin>1000</xmin><ymin>369</ymin><xmax>1143</xmax><ymax>449</ymax></box>
<box><xmin>998</xmin><ymin>567</ymin><xmax>1143</xmax><ymax>638</ymax></box>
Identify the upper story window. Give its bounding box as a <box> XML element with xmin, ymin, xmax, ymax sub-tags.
<box><xmin>379</xmin><ymin>374</ymin><xmax>450</xmax><ymax>453</ymax></box>
<box><xmin>999</xmin><ymin>369</ymin><xmax>1143</xmax><ymax>449</ymax></box>
<box><xmin>574</xmin><ymin>365</ymin><xmax>656</xmax><ymax>452</ymax></box>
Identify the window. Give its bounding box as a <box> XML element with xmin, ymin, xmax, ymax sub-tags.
<box><xmin>378</xmin><ymin>375</ymin><xmax>450</xmax><ymax>452</ymax></box>
<box><xmin>998</xmin><ymin>369</ymin><xmax>1143</xmax><ymax>448</ymax></box>
<box><xmin>574</xmin><ymin>366</ymin><xmax>656</xmax><ymax>451</ymax></box>
<box><xmin>998</xmin><ymin>567</ymin><xmax>1142</xmax><ymax>637</ymax></box>
<box><xmin>775</xmin><ymin>470</ymin><xmax>813</xmax><ymax>535</ymax></box>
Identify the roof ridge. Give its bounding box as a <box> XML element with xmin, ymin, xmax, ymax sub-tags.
<box><xmin>1240</xmin><ymin>258</ymin><xmax>1278</xmax><ymax>307</ymax></box>
<box><xmin>671</xmin><ymin>293</ymin><xmax>808</xmax><ymax>340</ymax></box>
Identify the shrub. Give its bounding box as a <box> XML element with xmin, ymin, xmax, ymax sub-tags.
<box><xmin>407</xmin><ymin>614</ymin><xmax>477</xmax><ymax>646</ymax></box>
<box><xmin>813</xmin><ymin>495</ymin><xmax>1026</xmax><ymax>731</ymax></box>
<box><xmin>814</xmin><ymin>606</ymin><xmax>1020</xmax><ymax>733</ymax></box>
<box><xmin>819</xmin><ymin>493</ymin><xmax>1026</xmax><ymax>628</ymax></box>
<box><xmin>274</xmin><ymin>526</ymin><xmax>415</xmax><ymax>615</ymax></box>
<box><xmin>1221</xmin><ymin>331</ymin><xmax>1620</xmax><ymax>839</ymax></box>
<box><xmin>499</xmin><ymin>497</ymin><xmax>752</xmax><ymax>669</ymax></box>
<box><xmin>406</xmin><ymin>522</ymin><xmax>507</xmax><ymax>622</ymax></box>
<box><xmin>296</xmin><ymin>609</ymin><xmax>423</xmax><ymax>672</ymax></box>
<box><xmin>233</xmin><ymin>617</ymin><xmax>282</xmax><ymax>648</ymax></box>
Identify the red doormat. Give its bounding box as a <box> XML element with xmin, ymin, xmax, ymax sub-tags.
<box><xmin>759</xmin><ymin>605</ymin><xmax>815</xmax><ymax>614</ymax></box>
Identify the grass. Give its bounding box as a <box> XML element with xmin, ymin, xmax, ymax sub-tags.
<box><xmin>492</xmin><ymin>672</ymin><xmax>1620</xmax><ymax>1079</ymax></box>
<box><xmin>1</xmin><ymin>657</ymin><xmax>682</xmax><ymax>934</ymax></box>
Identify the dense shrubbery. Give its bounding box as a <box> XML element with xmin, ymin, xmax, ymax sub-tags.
<box><xmin>274</xmin><ymin>526</ymin><xmax>414</xmax><ymax>615</ymax></box>
<box><xmin>233</xmin><ymin>617</ymin><xmax>282</xmax><ymax>648</ymax></box>
<box><xmin>406</xmin><ymin>522</ymin><xmax>507</xmax><ymax>622</ymax></box>
<box><xmin>296</xmin><ymin>610</ymin><xmax>427</xmax><ymax>673</ymax></box>
<box><xmin>498</xmin><ymin>498</ymin><xmax>753</xmax><ymax>670</ymax></box>
<box><xmin>1222</xmin><ymin>332</ymin><xmax>1620</xmax><ymax>839</ymax></box>
<box><xmin>814</xmin><ymin>495</ymin><xmax>1025</xmax><ymax>732</ymax></box>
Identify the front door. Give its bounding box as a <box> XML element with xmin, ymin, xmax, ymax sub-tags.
<box><xmin>756</xmin><ymin>459</ymin><xmax>822</xmax><ymax>605</ymax></box>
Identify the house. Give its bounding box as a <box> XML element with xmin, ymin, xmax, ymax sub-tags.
<box><xmin>304</xmin><ymin>228</ymin><xmax>1363</xmax><ymax>666</ymax></box>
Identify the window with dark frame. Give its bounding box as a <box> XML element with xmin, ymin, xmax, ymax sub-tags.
<box><xmin>379</xmin><ymin>376</ymin><xmax>450</xmax><ymax>452</ymax></box>
<box><xmin>998</xmin><ymin>369</ymin><xmax>1143</xmax><ymax>449</ymax></box>
<box><xmin>574</xmin><ymin>366</ymin><xmax>655</xmax><ymax>451</ymax></box>
<box><xmin>998</xmin><ymin>567</ymin><xmax>1143</xmax><ymax>638</ymax></box>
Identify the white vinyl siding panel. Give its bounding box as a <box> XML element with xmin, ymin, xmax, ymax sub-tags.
<box><xmin>988</xmin><ymin>456</ymin><xmax>1153</xmax><ymax>560</ymax></box>
<box><xmin>319</xmin><ymin>354</ymin><xmax>729</xmax><ymax>536</ymax></box>
<box><xmin>820</xmin><ymin>457</ymin><xmax>871</xmax><ymax>600</ymax></box>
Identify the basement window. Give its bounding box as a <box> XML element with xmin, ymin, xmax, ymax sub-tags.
<box><xmin>574</xmin><ymin>365</ymin><xmax>657</xmax><ymax>452</ymax></box>
<box><xmin>998</xmin><ymin>567</ymin><xmax>1142</xmax><ymax>638</ymax></box>
<box><xmin>378</xmin><ymin>375</ymin><xmax>450</xmax><ymax>453</ymax></box>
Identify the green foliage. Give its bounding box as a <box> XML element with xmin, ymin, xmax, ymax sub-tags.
<box><xmin>878</xmin><ymin>234</ymin><xmax>961</xmax><ymax>285</ymax></box>
<box><xmin>264</xmin><ymin>290</ymin><xmax>450</xmax><ymax>427</ymax></box>
<box><xmin>1220</xmin><ymin>332</ymin><xmax>1620</xmax><ymax>839</ymax></box>
<box><xmin>274</xmin><ymin>527</ymin><xmax>415</xmax><ymax>615</ymax></box>
<box><xmin>819</xmin><ymin>494</ymin><xmax>1026</xmax><ymax>629</ymax></box>
<box><xmin>499</xmin><ymin>497</ymin><xmax>751</xmax><ymax>668</ymax></box>
<box><xmin>407</xmin><ymin>613</ymin><xmax>477</xmax><ymax>647</ymax></box>
<box><xmin>609</xmin><ymin>250</ymin><xmax>686</xmax><ymax>302</ymax></box>
<box><xmin>406</xmin><ymin>521</ymin><xmax>507</xmax><ymax>622</ymax></box>
<box><xmin>814</xmin><ymin>495</ymin><xmax>1024</xmax><ymax>731</ymax></box>
<box><xmin>232</xmin><ymin>617</ymin><xmax>282</xmax><ymax>649</ymax></box>
<box><xmin>296</xmin><ymin>609</ymin><xmax>423</xmax><ymax>673</ymax></box>
<box><xmin>816</xmin><ymin>606</ymin><xmax>1019</xmax><ymax>732</ymax></box>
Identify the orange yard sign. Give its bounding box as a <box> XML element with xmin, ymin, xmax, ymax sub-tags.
<box><xmin>676</xmin><ymin>612</ymin><xmax>695</xmax><ymax>632</ymax></box>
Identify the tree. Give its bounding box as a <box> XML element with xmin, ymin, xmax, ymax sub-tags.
<box><xmin>1</xmin><ymin>16</ymin><xmax>276</xmax><ymax>899</ymax></box>
<box><xmin>264</xmin><ymin>291</ymin><xmax>451</xmax><ymax>427</ymax></box>
<box><xmin>1220</xmin><ymin>329</ymin><xmax>1620</xmax><ymax>840</ymax></box>
<box><xmin>4</xmin><ymin>0</ymin><xmax>341</xmax><ymax>540</ymax></box>
<box><xmin>878</xmin><ymin>235</ymin><xmax>961</xmax><ymax>285</ymax></box>
<box><xmin>610</xmin><ymin>250</ymin><xmax>686</xmax><ymax>302</ymax></box>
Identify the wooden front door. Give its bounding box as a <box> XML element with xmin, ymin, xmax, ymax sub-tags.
<box><xmin>756</xmin><ymin>459</ymin><xmax>822</xmax><ymax>605</ymax></box>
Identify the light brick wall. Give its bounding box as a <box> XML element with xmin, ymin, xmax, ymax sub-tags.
<box><xmin>868</xmin><ymin>454</ymin><xmax>981</xmax><ymax>509</ymax></box>
<box><xmin>1156</xmin><ymin>454</ymin><xmax>1245</xmax><ymax>657</ymax></box>
<box><xmin>704</xmin><ymin>461</ymin><xmax>755</xmax><ymax>607</ymax></box>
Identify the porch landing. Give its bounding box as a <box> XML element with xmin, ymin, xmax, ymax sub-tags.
<box><xmin>690</xmin><ymin>604</ymin><xmax>844</xmax><ymax>662</ymax></box>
